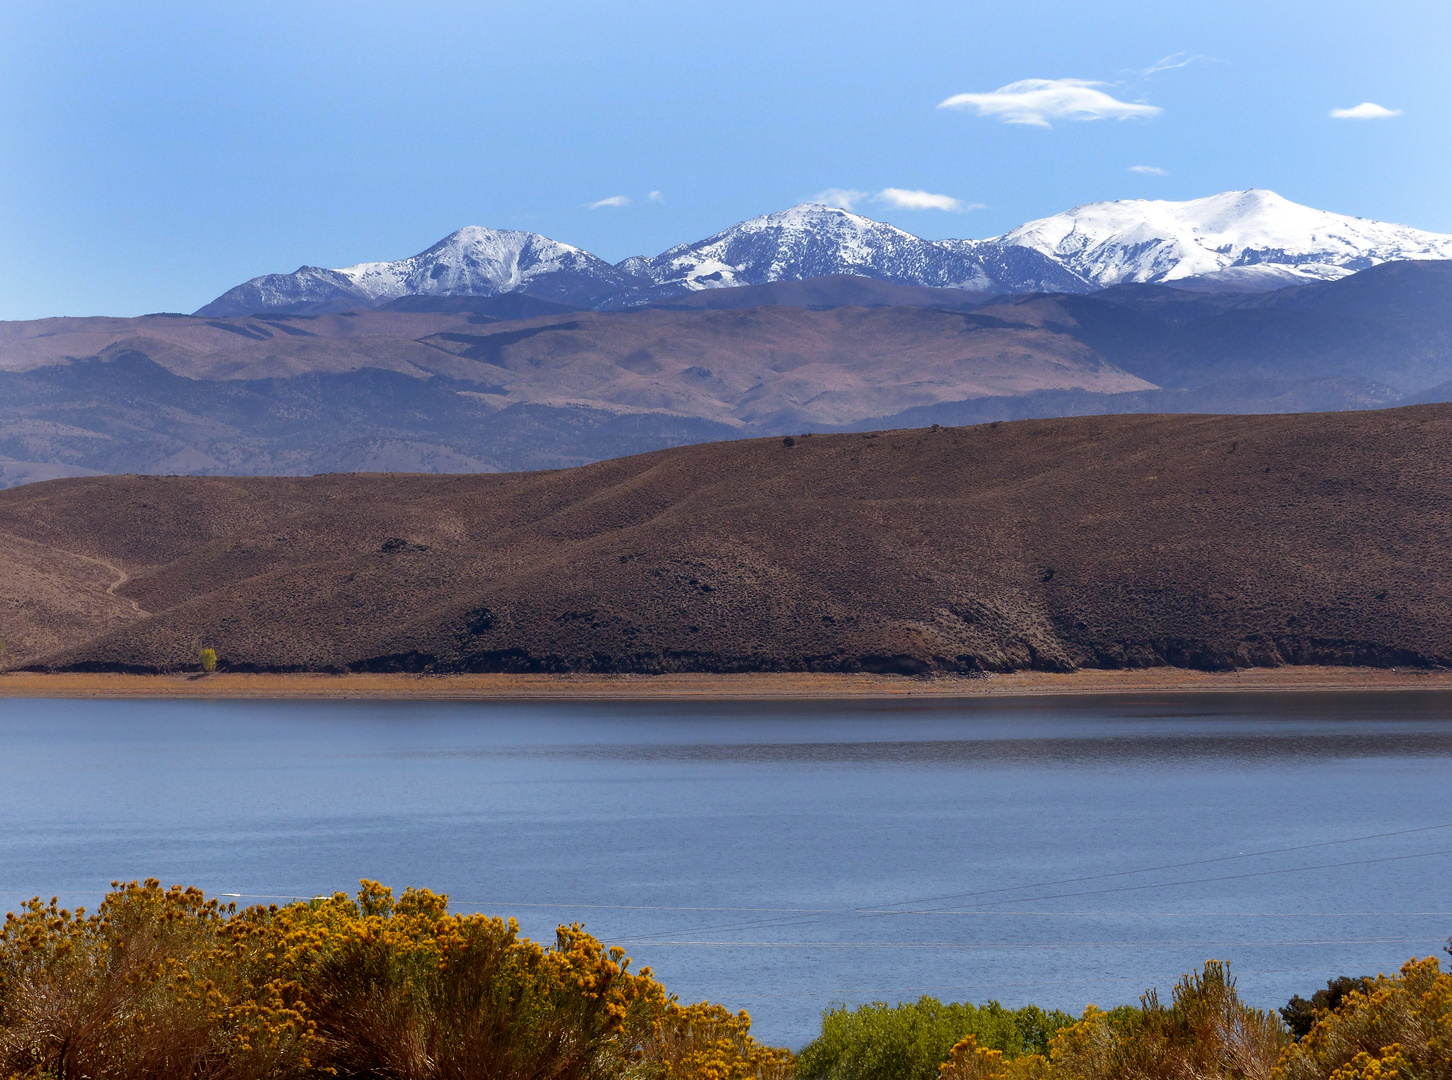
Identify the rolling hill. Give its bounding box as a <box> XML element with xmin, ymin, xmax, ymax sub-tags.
<box><xmin>4</xmin><ymin>406</ymin><xmax>1452</xmax><ymax>675</ymax></box>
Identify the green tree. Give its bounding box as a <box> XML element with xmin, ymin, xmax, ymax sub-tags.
<box><xmin>798</xmin><ymin>997</ymin><xmax>1073</xmax><ymax>1080</ymax></box>
<box><xmin>1280</xmin><ymin>976</ymin><xmax>1369</xmax><ymax>1040</ymax></box>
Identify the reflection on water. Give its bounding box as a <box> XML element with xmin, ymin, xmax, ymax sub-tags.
<box><xmin>0</xmin><ymin>690</ymin><xmax>1450</xmax><ymax>1047</ymax></box>
<box><xmin>401</xmin><ymin>732</ymin><xmax>1452</xmax><ymax>765</ymax></box>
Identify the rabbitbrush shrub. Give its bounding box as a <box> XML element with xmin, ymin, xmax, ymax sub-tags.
<box><xmin>0</xmin><ymin>880</ymin><xmax>316</xmax><ymax>1080</ymax></box>
<box><xmin>0</xmin><ymin>879</ymin><xmax>792</xmax><ymax>1080</ymax></box>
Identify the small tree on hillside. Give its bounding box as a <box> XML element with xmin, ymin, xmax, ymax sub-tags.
<box><xmin>198</xmin><ymin>647</ymin><xmax>217</xmax><ymax>674</ymax></box>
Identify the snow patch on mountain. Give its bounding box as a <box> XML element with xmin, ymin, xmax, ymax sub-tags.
<box><xmin>995</xmin><ymin>189</ymin><xmax>1452</xmax><ymax>287</ymax></box>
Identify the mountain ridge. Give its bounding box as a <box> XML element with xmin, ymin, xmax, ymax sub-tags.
<box><xmin>197</xmin><ymin>190</ymin><xmax>1452</xmax><ymax>316</ymax></box>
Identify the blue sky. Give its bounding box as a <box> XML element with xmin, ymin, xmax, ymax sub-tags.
<box><xmin>1</xmin><ymin>0</ymin><xmax>1447</xmax><ymax>319</ymax></box>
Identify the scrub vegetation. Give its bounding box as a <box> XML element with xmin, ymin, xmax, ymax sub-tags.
<box><xmin>0</xmin><ymin>881</ymin><xmax>1447</xmax><ymax>1080</ymax></box>
<box><xmin>800</xmin><ymin>959</ymin><xmax>1452</xmax><ymax>1080</ymax></box>
<box><xmin>0</xmin><ymin>880</ymin><xmax>789</xmax><ymax>1080</ymax></box>
<box><xmin>796</xmin><ymin>998</ymin><xmax>1075</xmax><ymax>1080</ymax></box>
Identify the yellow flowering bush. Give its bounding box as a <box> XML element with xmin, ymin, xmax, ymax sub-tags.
<box><xmin>640</xmin><ymin>1001</ymin><xmax>794</xmax><ymax>1080</ymax></box>
<box><xmin>0</xmin><ymin>880</ymin><xmax>793</xmax><ymax>1080</ymax></box>
<box><xmin>1273</xmin><ymin>955</ymin><xmax>1452</xmax><ymax>1080</ymax></box>
<box><xmin>0</xmin><ymin>879</ymin><xmax>316</xmax><ymax>1080</ymax></box>
<box><xmin>255</xmin><ymin>879</ymin><xmax>670</xmax><ymax>1080</ymax></box>
<box><xmin>938</xmin><ymin>1034</ymin><xmax>1049</xmax><ymax>1080</ymax></box>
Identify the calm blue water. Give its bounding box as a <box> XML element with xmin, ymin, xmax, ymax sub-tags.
<box><xmin>1</xmin><ymin>692</ymin><xmax>1450</xmax><ymax>1047</ymax></box>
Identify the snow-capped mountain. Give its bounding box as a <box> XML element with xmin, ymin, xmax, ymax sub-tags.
<box><xmin>196</xmin><ymin>266</ymin><xmax>375</xmax><ymax>316</ymax></box>
<box><xmin>626</xmin><ymin>203</ymin><xmax>1089</xmax><ymax>296</ymax></box>
<box><xmin>197</xmin><ymin>191</ymin><xmax>1452</xmax><ymax>315</ymax></box>
<box><xmin>996</xmin><ymin>189</ymin><xmax>1452</xmax><ymax>289</ymax></box>
<box><xmin>198</xmin><ymin>227</ymin><xmax>634</xmax><ymax>316</ymax></box>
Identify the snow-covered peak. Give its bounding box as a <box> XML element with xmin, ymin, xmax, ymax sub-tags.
<box><xmin>198</xmin><ymin>227</ymin><xmax>632</xmax><ymax>315</ymax></box>
<box><xmin>995</xmin><ymin>189</ymin><xmax>1452</xmax><ymax>287</ymax></box>
<box><xmin>336</xmin><ymin>226</ymin><xmax>617</xmax><ymax>301</ymax></box>
<box><xmin>758</xmin><ymin>202</ymin><xmax>920</xmax><ymax>234</ymax></box>
<box><xmin>630</xmin><ymin>202</ymin><xmax>1087</xmax><ymax>295</ymax></box>
<box><xmin>637</xmin><ymin>203</ymin><xmax>933</xmax><ymax>291</ymax></box>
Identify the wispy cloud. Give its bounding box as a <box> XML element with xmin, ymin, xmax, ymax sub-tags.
<box><xmin>875</xmin><ymin>188</ymin><xmax>980</xmax><ymax>212</ymax></box>
<box><xmin>811</xmin><ymin>188</ymin><xmax>869</xmax><ymax>210</ymax></box>
<box><xmin>939</xmin><ymin>79</ymin><xmax>1161</xmax><ymax>128</ymax></box>
<box><xmin>1129</xmin><ymin>165</ymin><xmax>1168</xmax><ymax>175</ymax></box>
<box><xmin>648</xmin><ymin>190</ymin><xmax>664</xmax><ymax>202</ymax></box>
<box><xmin>1143</xmin><ymin>52</ymin><xmax>1208</xmax><ymax>76</ymax></box>
<box><xmin>1330</xmin><ymin>102</ymin><xmax>1402</xmax><ymax>120</ymax></box>
<box><xmin>589</xmin><ymin>195</ymin><xmax>631</xmax><ymax>209</ymax></box>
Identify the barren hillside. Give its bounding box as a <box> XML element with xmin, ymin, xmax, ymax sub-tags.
<box><xmin>3</xmin><ymin>407</ymin><xmax>1451</xmax><ymax>674</ymax></box>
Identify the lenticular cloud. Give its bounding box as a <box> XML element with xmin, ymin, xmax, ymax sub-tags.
<box><xmin>939</xmin><ymin>78</ymin><xmax>1162</xmax><ymax>128</ymax></box>
<box><xmin>875</xmin><ymin>189</ymin><xmax>974</xmax><ymax>212</ymax></box>
<box><xmin>1330</xmin><ymin>102</ymin><xmax>1402</xmax><ymax>120</ymax></box>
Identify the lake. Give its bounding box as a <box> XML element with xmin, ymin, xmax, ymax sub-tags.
<box><xmin>1</xmin><ymin>691</ymin><xmax>1450</xmax><ymax>1048</ymax></box>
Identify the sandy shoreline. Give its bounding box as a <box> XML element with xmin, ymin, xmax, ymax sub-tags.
<box><xmin>3</xmin><ymin>666</ymin><xmax>1452</xmax><ymax>700</ymax></box>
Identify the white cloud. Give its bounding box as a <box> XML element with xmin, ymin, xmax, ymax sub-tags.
<box><xmin>938</xmin><ymin>78</ymin><xmax>1162</xmax><ymax>128</ymax></box>
<box><xmin>810</xmin><ymin>188</ymin><xmax>981</xmax><ymax>212</ymax></box>
<box><xmin>648</xmin><ymin>190</ymin><xmax>664</xmax><ymax>202</ymax></box>
<box><xmin>810</xmin><ymin>188</ymin><xmax>869</xmax><ymax>210</ymax></box>
<box><xmin>1129</xmin><ymin>165</ymin><xmax>1168</xmax><ymax>175</ymax></box>
<box><xmin>874</xmin><ymin>188</ymin><xmax>980</xmax><ymax>212</ymax></box>
<box><xmin>589</xmin><ymin>195</ymin><xmax>631</xmax><ymax>209</ymax></box>
<box><xmin>1330</xmin><ymin>102</ymin><xmax>1402</xmax><ymax>120</ymax></box>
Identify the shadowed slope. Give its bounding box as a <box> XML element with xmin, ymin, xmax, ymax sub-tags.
<box><xmin>3</xmin><ymin>407</ymin><xmax>1452</xmax><ymax>674</ymax></box>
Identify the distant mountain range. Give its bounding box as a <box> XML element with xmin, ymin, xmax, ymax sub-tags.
<box><xmin>5</xmin><ymin>259</ymin><xmax>1452</xmax><ymax>486</ymax></box>
<box><xmin>6</xmin><ymin>192</ymin><xmax>1452</xmax><ymax>488</ymax></box>
<box><xmin>197</xmin><ymin>190</ymin><xmax>1452</xmax><ymax>316</ymax></box>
